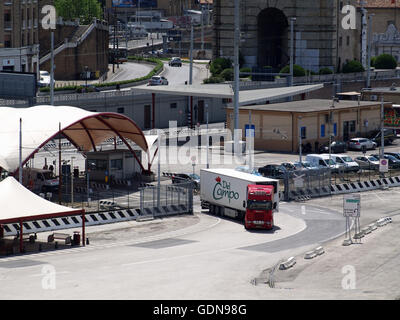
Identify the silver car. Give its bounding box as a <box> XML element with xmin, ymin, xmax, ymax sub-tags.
<box><xmin>354</xmin><ymin>155</ymin><xmax>379</xmax><ymax>170</ymax></box>
<box><xmin>348</xmin><ymin>138</ymin><xmax>377</xmax><ymax>150</ymax></box>
<box><xmin>148</xmin><ymin>76</ymin><xmax>168</xmax><ymax>86</ymax></box>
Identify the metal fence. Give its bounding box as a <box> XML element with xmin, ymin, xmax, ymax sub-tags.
<box><xmin>139</xmin><ymin>182</ymin><xmax>193</xmax><ymax>217</ymax></box>
<box><xmin>283</xmin><ymin>166</ymin><xmax>400</xmax><ymax>201</ymax></box>
<box><xmin>284</xmin><ymin>168</ymin><xmax>332</xmax><ymax>201</ymax></box>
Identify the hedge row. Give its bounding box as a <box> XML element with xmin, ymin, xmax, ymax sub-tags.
<box><xmin>39</xmin><ymin>56</ymin><xmax>163</xmax><ymax>92</ymax></box>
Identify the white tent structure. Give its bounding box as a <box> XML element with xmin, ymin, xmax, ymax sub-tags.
<box><xmin>0</xmin><ymin>177</ymin><xmax>85</xmax><ymax>252</ymax></box>
<box><xmin>0</xmin><ymin>105</ymin><xmax>151</xmax><ymax>175</ymax></box>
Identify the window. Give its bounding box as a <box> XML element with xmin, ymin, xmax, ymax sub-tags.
<box><xmin>111</xmin><ymin>159</ymin><xmax>122</xmax><ymax>170</ymax></box>
<box><xmin>350</xmin><ymin>120</ymin><xmax>356</xmax><ymax>132</ymax></box>
<box><xmin>321</xmin><ymin>124</ymin><xmax>325</xmax><ymax>138</ymax></box>
<box><xmin>333</xmin><ymin>123</ymin><xmax>337</xmax><ymax>136</ymax></box>
<box><xmin>117</xmin><ymin>107</ymin><xmax>124</xmax><ymax>113</ymax></box>
<box><xmin>301</xmin><ymin>127</ymin><xmax>306</xmax><ymax>139</ymax></box>
<box><xmin>88</xmin><ymin>159</ymin><xmax>107</xmax><ymax>171</ymax></box>
<box><xmin>346</xmin><ymin>36</ymin><xmax>350</xmax><ymax>46</ymax></box>
<box><xmin>170</xmin><ymin>103</ymin><xmax>177</xmax><ymax>109</ymax></box>
<box><xmin>339</xmin><ymin>36</ymin><xmax>342</xmax><ymax>47</ymax></box>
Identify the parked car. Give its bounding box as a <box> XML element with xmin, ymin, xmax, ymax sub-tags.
<box><xmin>148</xmin><ymin>75</ymin><xmax>169</xmax><ymax>86</ymax></box>
<box><xmin>330</xmin><ymin>154</ymin><xmax>360</xmax><ymax>172</ymax></box>
<box><xmin>348</xmin><ymin>138</ymin><xmax>377</xmax><ymax>151</ymax></box>
<box><xmin>293</xmin><ymin>161</ymin><xmax>320</xmax><ymax>171</ymax></box>
<box><xmin>385</xmin><ymin>152</ymin><xmax>400</xmax><ymax>161</ymax></box>
<box><xmin>258</xmin><ymin>164</ymin><xmax>289</xmax><ymax>179</ymax></box>
<box><xmin>369</xmin><ymin>129</ymin><xmax>397</xmax><ymax>146</ymax></box>
<box><xmin>38</xmin><ymin>70</ymin><xmax>52</xmax><ymax>87</ymax></box>
<box><xmin>354</xmin><ymin>155</ymin><xmax>379</xmax><ymax>170</ymax></box>
<box><xmin>235</xmin><ymin>166</ymin><xmax>261</xmax><ymax>176</ymax></box>
<box><xmin>318</xmin><ymin>141</ymin><xmax>347</xmax><ymax>153</ymax></box>
<box><xmin>169</xmin><ymin>57</ymin><xmax>182</xmax><ymax>67</ymax></box>
<box><xmin>305</xmin><ymin>154</ymin><xmax>343</xmax><ymax>173</ymax></box>
<box><xmin>171</xmin><ymin>173</ymin><xmax>200</xmax><ymax>188</ymax></box>
<box><xmin>281</xmin><ymin>162</ymin><xmax>297</xmax><ymax>171</ymax></box>
<box><xmin>371</xmin><ymin>153</ymin><xmax>400</xmax><ymax>169</ymax></box>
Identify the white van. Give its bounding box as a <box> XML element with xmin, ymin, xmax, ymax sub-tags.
<box><xmin>330</xmin><ymin>154</ymin><xmax>360</xmax><ymax>173</ymax></box>
<box><xmin>305</xmin><ymin>154</ymin><xmax>342</xmax><ymax>173</ymax></box>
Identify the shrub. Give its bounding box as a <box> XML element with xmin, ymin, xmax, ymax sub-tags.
<box><xmin>220</xmin><ymin>68</ymin><xmax>234</xmax><ymax>81</ymax></box>
<box><xmin>319</xmin><ymin>67</ymin><xmax>333</xmax><ymax>75</ymax></box>
<box><xmin>279</xmin><ymin>64</ymin><xmax>306</xmax><ymax>77</ymax></box>
<box><xmin>342</xmin><ymin>60</ymin><xmax>365</xmax><ymax>73</ymax></box>
<box><xmin>210</xmin><ymin>57</ymin><xmax>232</xmax><ymax>76</ymax></box>
<box><xmin>203</xmin><ymin>76</ymin><xmax>224</xmax><ymax>84</ymax></box>
<box><xmin>370</xmin><ymin>56</ymin><xmax>376</xmax><ymax>68</ymax></box>
<box><xmin>374</xmin><ymin>53</ymin><xmax>397</xmax><ymax>69</ymax></box>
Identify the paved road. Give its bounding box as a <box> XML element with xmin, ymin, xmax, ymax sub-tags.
<box><xmin>0</xmin><ymin>196</ymin><xmax>353</xmax><ymax>299</ymax></box>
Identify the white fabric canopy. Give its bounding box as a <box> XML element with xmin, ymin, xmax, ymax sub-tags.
<box><xmin>0</xmin><ymin>177</ymin><xmax>82</xmax><ymax>223</ymax></box>
<box><xmin>0</xmin><ymin>105</ymin><xmax>149</xmax><ymax>173</ymax></box>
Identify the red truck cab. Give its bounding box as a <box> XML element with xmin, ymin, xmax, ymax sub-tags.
<box><xmin>245</xmin><ymin>184</ymin><xmax>274</xmax><ymax>230</ymax></box>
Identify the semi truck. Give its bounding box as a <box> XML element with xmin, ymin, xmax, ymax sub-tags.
<box><xmin>200</xmin><ymin>168</ymin><xmax>279</xmax><ymax>230</ymax></box>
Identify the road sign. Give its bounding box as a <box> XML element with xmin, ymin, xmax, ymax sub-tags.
<box><xmin>379</xmin><ymin>158</ymin><xmax>388</xmax><ymax>173</ymax></box>
<box><xmin>343</xmin><ymin>194</ymin><xmax>360</xmax><ymax>217</ymax></box>
<box><xmin>245</xmin><ymin>124</ymin><xmax>255</xmax><ymax>138</ymax></box>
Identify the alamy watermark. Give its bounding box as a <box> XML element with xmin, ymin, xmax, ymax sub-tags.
<box><xmin>152</xmin><ymin>121</ymin><xmax>254</xmax><ymax>167</ymax></box>
<box><xmin>341</xmin><ymin>265</ymin><xmax>356</xmax><ymax>290</ymax></box>
<box><xmin>41</xmin><ymin>264</ymin><xmax>56</xmax><ymax>290</ymax></box>
<box><xmin>41</xmin><ymin>5</ymin><xmax>57</xmax><ymax>30</ymax></box>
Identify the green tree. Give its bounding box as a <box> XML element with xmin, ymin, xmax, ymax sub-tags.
<box><xmin>210</xmin><ymin>57</ymin><xmax>232</xmax><ymax>77</ymax></box>
<box><xmin>374</xmin><ymin>53</ymin><xmax>397</xmax><ymax>69</ymax></box>
<box><xmin>55</xmin><ymin>0</ymin><xmax>102</xmax><ymax>24</ymax></box>
<box><xmin>279</xmin><ymin>64</ymin><xmax>306</xmax><ymax>77</ymax></box>
<box><xmin>342</xmin><ymin>60</ymin><xmax>364</xmax><ymax>73</ymax></box>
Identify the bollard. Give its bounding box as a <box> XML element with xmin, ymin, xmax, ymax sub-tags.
<box><xmin>86</xmin><ymin>238</ymin><xmax>90</xmax><ymax>245</ymax></box>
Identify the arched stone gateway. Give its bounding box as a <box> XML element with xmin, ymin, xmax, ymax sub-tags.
<box><xmin>213</xmin><ymin>0</ymin><xmax>357</xmax><ymax>73</ymax></box>
<box><xmin>257</xmin><ymin>8</ymin><xmax>288</xmax><ymax>69</ymax></box>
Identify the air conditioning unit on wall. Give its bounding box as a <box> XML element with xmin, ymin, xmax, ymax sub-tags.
<box><xmin>370</xmin><ymin>95</ymin><xmax>378</xmax><ymax>101</ymax></box>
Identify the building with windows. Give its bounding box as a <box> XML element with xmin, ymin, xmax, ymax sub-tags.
<box><xmin>226</xmin><ymin>99</ymin><xmax>386</xmax><ymax>153</ymax></box>
<box><xmin>0</xmin><ymin>0</ymin><xmax>40</xmax><ymax>74</ymax></box>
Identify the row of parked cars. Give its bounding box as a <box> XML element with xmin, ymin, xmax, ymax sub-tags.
<box><xmin>258</xmin><ymin>151</ymin><xmax>400</xmax><ymax>178</ymax></box>
<box><xmin>318</xmin><ymin>129</ymin><xmax>397</xmax><ymax>154</ymax></box>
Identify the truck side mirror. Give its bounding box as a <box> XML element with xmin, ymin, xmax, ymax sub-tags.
<box><xmin>243</xmin><ymin>201</ymin><xmax>246</xmax><ymax>208</ymax></box>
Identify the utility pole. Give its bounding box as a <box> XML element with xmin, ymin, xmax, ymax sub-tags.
<box><xmin>19</xmin><ymin>118</ymin><xmax>22</xmax><ymax>184</ymax></box>
<box><xmin>50</xmin><ymin>32</ymin><xmax>54</xmax><ymax>105</ymax></box>
<box><xmin>380</xmin><ymin>95</ymin><xmax>385</xmax><ymax>160</ymax></box>
<box><xmin>367</xmin><ymin>13</ymin><xmax>374</xmax><ymax>88</ymax></box>
<box><xmin>201</xmin><ymin>4</ymin><xmax>204</xmax><ymax>50</ymax></box>
<box><xmin>360</xmin><ymin>0</ymin><xmax>368</xmax><ymax>68</ymax></box>
<box><xmin>289</xmin><ymin>17</ymin><xmax>296</xmax><ymax>88</ymax></box>
<box><xmin>206</xmin><ymin>103</ymin><xmax>209</xmax><ymax>169</ymax></box>
<box><xmin>298</xmin><ymin>116</ymin><xmax>302</xmax><ymax>163</ymax></box>
<box><xmin>233</xmin><ymin>0</ymin><xmax>240</xmax><ymax>154</ymax></box>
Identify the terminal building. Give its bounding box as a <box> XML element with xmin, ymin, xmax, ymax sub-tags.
<box><xmin>226</xmin><ymin>99</ymin><xmax>390</xmax><ymax>153</ymax></box>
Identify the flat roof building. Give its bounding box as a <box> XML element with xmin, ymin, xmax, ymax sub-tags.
<box><xmin>226</xmin><ymin>99</ymin><xmax>390</xmax><ymax>153</ymax></box>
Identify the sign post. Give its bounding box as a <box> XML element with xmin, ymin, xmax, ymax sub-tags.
<box><xmin>343</xmin><ymin>194</ymin><xmax>361</xmax><ymax>245</ymax></box>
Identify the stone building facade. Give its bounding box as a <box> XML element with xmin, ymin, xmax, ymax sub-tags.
<box><xmin>213</xmin><ymin>0</ymin><xmax>363</xmax><ymax>73</ymax></box>
<box><xmin>0</xmin><ymin>0</ymin><xmax>40</xmax><ymax>73</ymax></box>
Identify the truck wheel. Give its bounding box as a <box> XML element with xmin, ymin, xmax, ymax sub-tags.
<box><xmin>209</xmin><ymin>205</ymin><xmax>215</xmax><ymax>215</ymax></box>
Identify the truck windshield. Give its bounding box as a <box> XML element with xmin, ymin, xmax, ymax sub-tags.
<box><xmin>247</xmin><ymin>200</ymin><xmax>272</xmax><ymax>210</ymax></box>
